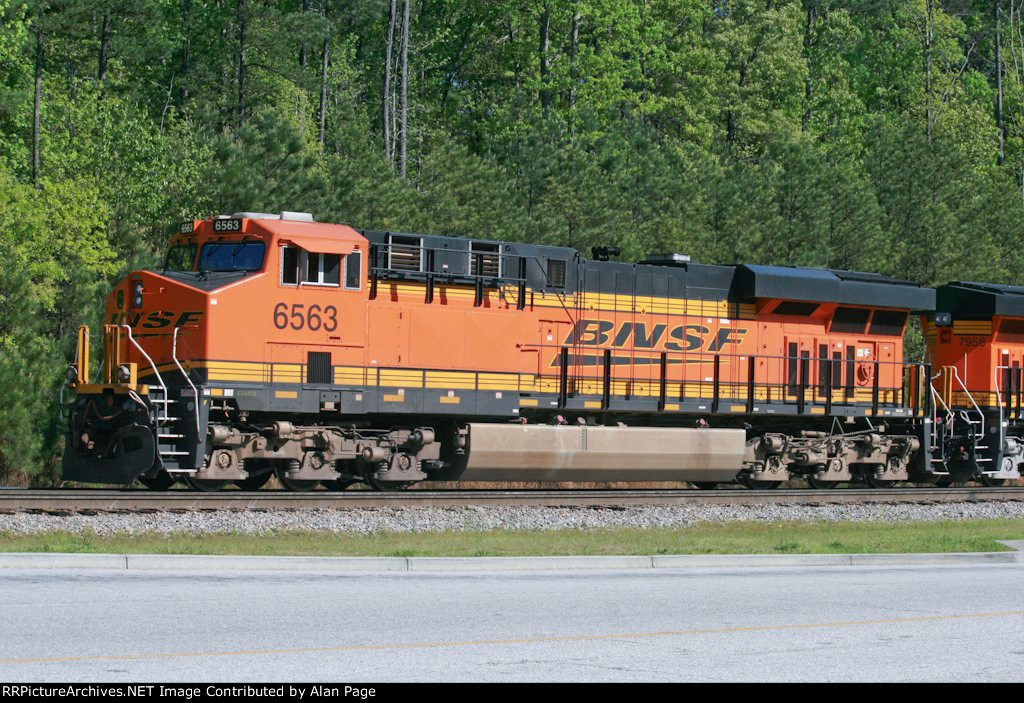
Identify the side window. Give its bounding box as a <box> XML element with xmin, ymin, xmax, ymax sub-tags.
<box><xmin>318</xmin><ymin>253</ymin><xmax>340</xmax><ymax>285</ymax></box>
<box><xmin>345</xmin><ymin>251</ymin><xmax>362</xmax><ymax>290</ymax></box>
<box><xmin>280</xmin><ymin>246</ymin><xmax>340</xmax><ymax>286</ymax></box>
<box><xmin>282</xmin><ymin>247</ymin><xmax>300</xmax><ymax>284</ymax></box>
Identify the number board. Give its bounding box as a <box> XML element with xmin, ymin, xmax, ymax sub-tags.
<box><xmin>212</xmin><ymin>218</ymin><xmax>243</xmax><ymax>233</ymax></box>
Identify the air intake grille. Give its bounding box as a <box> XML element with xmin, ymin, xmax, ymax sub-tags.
<box><xmin>388</xmin><ymin>235</ymin><xmax>422</xmax><ymax>271</ymax></box>
<box><xmin>307</xmin><ymin>351</ymin><xmax>332</xmax><ymax>384</ymax></box>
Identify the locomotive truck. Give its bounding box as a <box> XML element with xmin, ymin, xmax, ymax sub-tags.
<box><xmin>60</xmin><ymin>212</ymin><xmax>1021</xmax><ymax>490</ymax></box>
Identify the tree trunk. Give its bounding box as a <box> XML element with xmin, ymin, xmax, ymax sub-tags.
<box><xmin>237</xmin><ymin>0</ymin><xmax>247</xmax><ymax>129</ymax></box>
<box><xmin>569</xmin><ymin>6</ymin><xmax>578</xmax><ymax>114</ymax></box>
<box><xmin>802</xmin><ymin>3</ymin><xmax>815</xmax><ymax>128</ymax></box>
<box><xmin>33</xmin><ymin>29</ymin><xmax>43</xmax><ymax>191</ymax></box>
<box><xmin>539</xmin><ymin>2</ymin><xmax>551</xmax><ymax>114</ymax></box>
<box><xmin>399</xmin><ymin>0</ymin><xmax>409</xmax><ymax>177</ymax></box>
<box><xmin>925</xmin><ymin>0</ymin><xmax>933</xmax><ymax>142</ymax></box>
<box><xmin>98</xmin><ymin>14</ymin><xmax>110</xmax><ymax>82</ymax></box>
<box><xmin>300</xmin><ymin>0</ymin><xmax>309</xmax><ymax>67</ymax></box>
<box><xmin>318</xmin><ymin>0</ymin><xmax>329</xmax><ymax>144</ymax></box>
<box><xmin>182</xmin><ymin>0</ymin><xmax>191</xmax><ymax>101</ymax></box>
<box><xmin>383</xmin><ymin>0</ymin><xmax>397</xmax><ymax>163</ymax></box>
<box><xmin>997</xmin><ymin>0</ymin><xmax>1006</xmax><ymax>164</ymax></box>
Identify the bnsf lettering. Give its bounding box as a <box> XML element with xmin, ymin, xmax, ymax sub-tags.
<box><xmin>564</xmin><ymin>319</ymin><xmax>746</xmax><ymax>352</ymax></box>
<box><xmin>665</xmin><ymin>324</ymin><xmax>709</xmax><ymax>352</ymax></box>
<box><xmin>568</xmin><ymin>320</ymin><xmax>614</xmax><ymax>346</ymax></box>
<box><xmin>110</xmin><ymin>311</ymin><xmax>204</xmax><ymax>328</ymax></box>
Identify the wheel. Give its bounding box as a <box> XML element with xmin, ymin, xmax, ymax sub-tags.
<box><xmin>979</xmin><ymin>476</ymin><xmax>1007</xmax><ymax>487</ymax></box>
<box><xmin>691</xmin><ymin>482</ymin><xmax>719</xmax><ymax>490</ymax></box>
<box><xmin>182</xmin><ymin>476</ymin><xmax>232</xmax><ymax>491</ymax></box>
<box><xmin>806</xmin><ymin>477</ymin><xmax>839</xmax><ymax>489</ymax></box>
<box><xmin>739</xmin><ymin>476</ymin><xmax>782</xmax><ymax>490</ymax></box>
<box><xmin>137</xmin><ymin>471</ymin><xmax>176</xmax><ymax>490</ymax></box>
<box><xmin>367</xmin><ymin>476</ymin><xmax>414</xmax><ymax>492</ymax></box>
<box><xmin>275</xmin><ymin>467</ymin><xmax>320</xmax><ymax>492</ymax></box>
<box><xmin>323</xmin><ymin>479</ymin><xmax>358</xmax><ymax>491</ymax></box>
<box><xmin>235</xmin><ymin>471</ymin><xmax>273</xmax><ymax>491</ymax></box>
<box><xmin>864</xmin><ymin>475</ymin><xmax>896</xmax><ymax>489</ymax></box>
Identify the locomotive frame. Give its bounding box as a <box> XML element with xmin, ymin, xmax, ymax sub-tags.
<box><xmin>60</xmin><ymin>212</ymin><xmax>1020</xmax><ymax>490</ymax></box>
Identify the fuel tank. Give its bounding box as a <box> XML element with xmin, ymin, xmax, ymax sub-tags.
<box><xmin>458</xmin><ymin>423</ymin><xmax>745</xmax><ymax>482</ymax></box>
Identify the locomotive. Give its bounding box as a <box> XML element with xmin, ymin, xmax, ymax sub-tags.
<box><xmin>60</xmin><ymin>212</ymin><xmax>1022</xmax><ymax>490</ymax></box>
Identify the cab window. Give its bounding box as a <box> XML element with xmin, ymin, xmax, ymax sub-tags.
<box><xmin>165</xmin><ymin>244</ymin><xmax>197</xmax><ymax>271</ymax></box>
<box><xmin>281</xmin><ymin>246</ymin><xmax>341</xmax><ymax>287</ymax></box>
<box><xmin>198</xmin><ymin>241</ymin><xmax>265</xmax><ymax>271</ymax></box>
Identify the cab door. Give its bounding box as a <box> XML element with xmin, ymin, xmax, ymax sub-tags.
<box><xmin>784</xmin><ymin>335</ymin><xmax>814</xmax><ymax>408</ymax></box>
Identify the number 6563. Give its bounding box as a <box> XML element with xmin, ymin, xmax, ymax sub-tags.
<box><xmin>273</xmin><ymin>302</ymin><xmax>337</xmax><ymax>332</ymax></box>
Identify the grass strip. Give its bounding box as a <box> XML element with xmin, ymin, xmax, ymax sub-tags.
<box><xmin>1</xmin><ymin>519</ymin><xmax>1023</xmax><ymax>557</ymax></box>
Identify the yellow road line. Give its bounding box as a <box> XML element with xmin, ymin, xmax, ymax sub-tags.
<box><xmin>2</xmin><ymin>610</ymin><xmax>1021</xmax><ymax>665</ymax></box>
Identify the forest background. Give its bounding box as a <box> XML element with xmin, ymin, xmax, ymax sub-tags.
<box><xmin>0</xmin><ymin>0</ymin><xmax>1020</xmax><ymax>480</ymax></box>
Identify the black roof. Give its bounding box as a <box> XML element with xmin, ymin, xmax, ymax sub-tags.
<box><xmin>356</xmin><ymin>228</ymin><xmax>940</xmax><ymax>311</ymax></box>
<box><xmin>937</xmin><ymin>281</ymin><xmax>1024</xmax><ymax>318</ymax></box>
<box><xmin>731</xmin><ymin>264</ymin><xmax>934</xmax><ymax>310</ymax></box>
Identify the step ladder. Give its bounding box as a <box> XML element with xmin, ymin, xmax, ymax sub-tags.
<box><xmin>148</xmin><ymin>387</ymin><xmax>190</xmax><ymax>468</ymax></box>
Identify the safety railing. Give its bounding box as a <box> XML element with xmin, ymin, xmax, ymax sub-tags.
<box><xmin>368</xmin><ymin>242</ymin><xmax>529</xmax><ymax>309</ymax></box>
<box><xmin>524</xmin><ymin>345</ymin><xmax>927</xmax><ymax>416</ymax></box>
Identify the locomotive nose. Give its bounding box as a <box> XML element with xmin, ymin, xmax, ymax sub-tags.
<box><xmin>108</xmin><ymin>270</ymin><xmax>207</xmax><ymax>333</ymax></box>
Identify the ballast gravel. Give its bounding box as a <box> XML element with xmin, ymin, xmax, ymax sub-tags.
<box><xmin>0</xmin><ymin>501</ymin><xmax>1023</xmax><ymax>535</ymax></box>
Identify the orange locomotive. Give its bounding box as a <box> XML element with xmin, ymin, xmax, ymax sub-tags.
<box><xmin>62</xmin><ymin>212</ymin><xmax>1014</xmax><ymax>490</ymax></box>
<box><xmin>922</xmin><ymin>282</ymin><xmax>1024</xmax><ymax>485</ymax></box>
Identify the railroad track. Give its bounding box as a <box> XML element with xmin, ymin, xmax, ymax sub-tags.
<box><xmin>0</xmin><ymin>487</ymin><xmax>1022</xmax><ymax>512</ymax></box>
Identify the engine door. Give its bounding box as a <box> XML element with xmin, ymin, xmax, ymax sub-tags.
<box><xmin>784</xmin><ymin>336</ymin><xmax>814</xmax><ymax>405</ymax></box>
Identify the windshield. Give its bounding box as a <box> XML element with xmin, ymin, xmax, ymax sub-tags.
<box><xmin>198</xmin><ymin>241</ymin><xmax>266</xmax><ymax>272</ymax></box>
<box><xmin>164</xmin><ymin>244</ymin><xmax>198</xmax><ymax>271</ymax></box>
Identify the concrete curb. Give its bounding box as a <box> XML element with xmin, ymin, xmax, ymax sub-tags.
<box><xmin>0</xmin><ymin>550</ymin><xmax>1020</xmax><ymax>572</ymax></box>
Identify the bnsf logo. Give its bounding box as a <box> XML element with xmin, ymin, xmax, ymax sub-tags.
<box><xmin>564</xmin><ymin>319</ymin><xmax>748</xmax><ymax>352</ymax></box>
<box><xmin>109</xmin><ymin>311</ymin><xmax>203</xmax><ymax>329</ymax></box>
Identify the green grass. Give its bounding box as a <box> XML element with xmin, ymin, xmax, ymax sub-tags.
<box><xmin>1</xmin><ymin>519</ymin><xmax>1023</xmax><ymax>557</ymax></box>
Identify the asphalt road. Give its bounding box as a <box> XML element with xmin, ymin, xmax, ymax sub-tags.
<box><xmin>0</xmin><ymin>563</ymin><xmax>1021</xmax><ymax>682</ymax></box>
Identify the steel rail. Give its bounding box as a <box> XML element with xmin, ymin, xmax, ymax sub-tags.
<box><xmin>0</xmin><ymin>487</ymin><xmax>1022</xmax><ymax>513</ymax></box>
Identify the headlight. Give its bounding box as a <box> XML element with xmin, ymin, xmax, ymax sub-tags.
<box><xmin>116</xmin><ymin>364</ymin><xmax>132</xmax><ymax>383</ymax></box>
<box><xmin>132</xmin><ymin>282</ymin><xmax>144</xmax><ymax>308</ymax></box>
<box><xmin>65</xmin><ymin>365</ymin><xmax>78</xmax><ymax>382</ymax></box>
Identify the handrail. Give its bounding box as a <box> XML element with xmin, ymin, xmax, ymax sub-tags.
<box><xmin>172</xmin><ymin>327</ymin><xmax>202</xmax><ymax>443</ymax></box>
<box><xmin>370</xmin><ymin>242</ymin><xmax>576</xmax><ymax>324</ymax></box>
<box><xmin>948</xmin><ymin>366</ymin><xmax>985</xmax><ymax>439</ymax></box>
<box><xmin>122</xmin><ymin>324</ymin><xmax>168</xmax><ymax>422</ymax></box>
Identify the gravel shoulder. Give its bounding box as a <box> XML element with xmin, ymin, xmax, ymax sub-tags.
<box><xmin>1</xmin><ymin>501</ymin><xmax>1023</xmax><ymax>535</ymax></box>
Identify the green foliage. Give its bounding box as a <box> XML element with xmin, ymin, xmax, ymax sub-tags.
<box><xmin>2</xmin><ymin>0</ymin><xmax>1024</xmax><ymax>480</ymax></box>
<box><xmin>0</xmin><ymin>165</ymin><xmax>113</xmax><ymax>479</ymax></box>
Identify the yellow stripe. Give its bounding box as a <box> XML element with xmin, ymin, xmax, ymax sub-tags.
<box><xmin>478</xmin><ymin>373</ymin><xmax>518</xmax><ymax>390</ymax></box>
<box><xmin>425</xmin><ymin>371</ymin><xmax>476</xmax><ymax>389</ymax></box>
<box><xmin>382</xmin><ymin>394</ymin><xmax>405</xmax><ymax>402</ymax></box>
<box><xmin>583</xmin><ymin>400</ymin><xmax>602</xmax><ymax>408</ymax></box>
<box><xmin>274</xmin><ymin>390</ymin><xmax>298</xmax><ymax>399</ymax></box>
<box><xmin>663</xmin><ymin>403</ymin><xmax>679</xmax><ymax>411</ymax></box>
<box><xmin>953</xmin><ymin>321</ymin><xmax>992</xmax><ymax>334</ymax></box>
<box><xmin>439</xmin><ymin>396</ymin><xmax>461</xmax><ymax>404</ymax></box>
<box><xmin>382</xmin><ymin>279</ymin><xmax>735</xmax><ymax>320</ymax></box>
<box><xmin>519</xmin><ymin>398</ymin><xmax>539</xmax><ymax>406</ymax></box>
<box><xmin>334</xmin><ymin>367</ymin><xmax>368</xmax><ymax>385</ymax></box>
<box><xmin>380</xmin><ymin>370</ymin><xmax>424</xmax><ymax>387</ymax></box>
